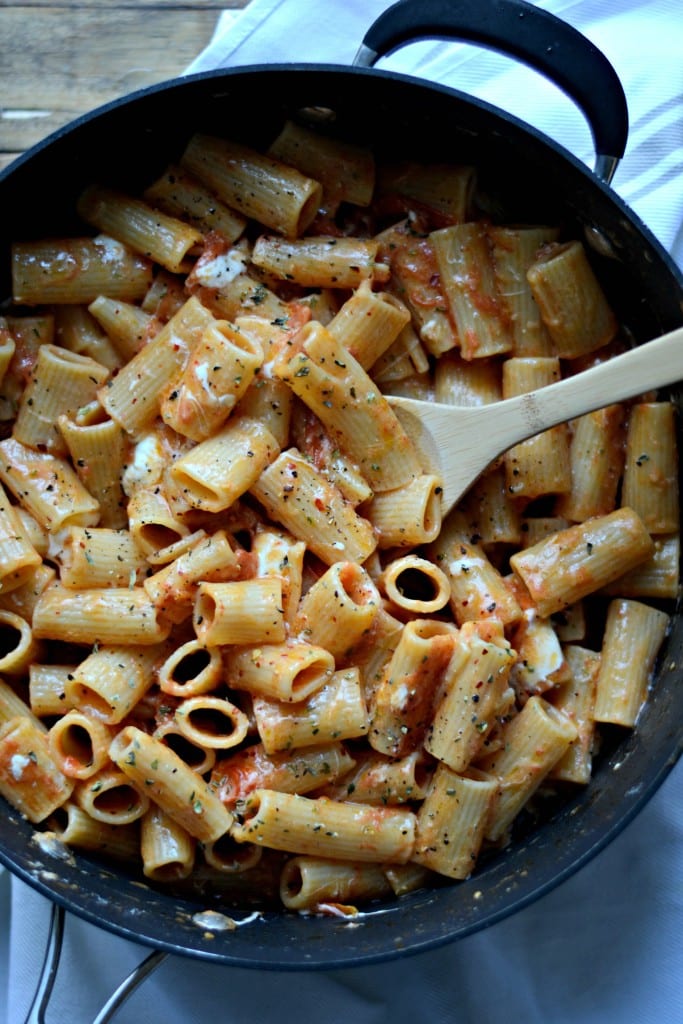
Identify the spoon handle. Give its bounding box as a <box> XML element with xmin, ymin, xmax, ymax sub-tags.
<box><xmin>490</xmin><ymin>326</ymin><xmax>683</xmax><ymax>449</ymax></box>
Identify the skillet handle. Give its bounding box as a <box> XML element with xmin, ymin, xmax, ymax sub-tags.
<box><xmin>354</xmin><ymin>0</ymin><xmax>628</xmax><ymax>184</ymax></box>
<box><xmin>23</xmin><ymin>901</ymin><xmax>168</xmax><ymax>1024</ymax></box>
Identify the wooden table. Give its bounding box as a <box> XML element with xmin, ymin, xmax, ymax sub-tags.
<box><xmin>0</xmin><ymin>0</ymin><xmax>250</xmax><ymax>171</ymax></box>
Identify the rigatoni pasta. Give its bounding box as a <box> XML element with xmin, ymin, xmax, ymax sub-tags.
<box><xmin>13</xmin><ymin>344</ymin><xmax>109</xmax><ymax>455</ymax></box>
<box><xmin>77</xmin><ymin>184</ymin><xmax>203</xmax><ymax>274</ymax></box>
<box><xmin>0</xmin><ymin>717</ymin><xmax>74</xmax><ymax>821</ymax></box>
<box><xmin>11</xmin><ymin>236</ymin><xmax>153</xmax><ymax>305</ymax></box>
<box><xmin>181</xmin><ymin>134</ymin><xmax>323</xmax><ymax>238</ymax></box>
<box><xmin>0</xmin><ymin>122</ymin><xmax>674</xmax><ymax>919</ymax></box>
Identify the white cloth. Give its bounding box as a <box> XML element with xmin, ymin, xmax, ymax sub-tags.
<box><xmin>3</xmin><ymin>2</ymin><xmax>683</xmax><ymax>1021</ymax></box>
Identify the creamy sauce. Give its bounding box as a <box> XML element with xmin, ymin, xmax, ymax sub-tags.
<box><xmin>122</xmin><ymin>433</ymin><xmax>165</xmax><ymax>494</ymax></box>
<box><xmin>191</xmin><ymin>909</ymin><xmax>261</xmax><ymax>931</ymax></box>
<box><xmin>9</xmin><ymin>753</ymin><xmax>30</xmax><ymax>780</ymax></box>
<box><xmin>31</xmin><ymin>830</ymin><xmax>77</xmax><ymax>864</ymax></box>
<box><xmin>193</xmin><ymin>248</ymin><xmax>248</xmax><ymax>289</ymax></box>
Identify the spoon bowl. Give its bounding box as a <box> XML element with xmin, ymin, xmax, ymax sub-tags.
<box><xmin>387</xmin><ymin>326</ymin><xmax>683</xmax><ymax>515</ymax></box>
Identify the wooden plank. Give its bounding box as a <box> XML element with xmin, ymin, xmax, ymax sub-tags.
<box><xmin>1</xmin><ymin>8</ymin><xmax>221</xmax><ymax>104</ymax></box>
<box><xmin>0</xmin><ymin>1</ymin><xmax>239</xmax><ymax>7</ymax></box>
<box><xmin>0</xmin><ymin>5</ymin><xmax>233</xmax><ymax>163</ymax></box>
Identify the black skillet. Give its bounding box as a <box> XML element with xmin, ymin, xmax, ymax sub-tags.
<box><xmin>0</xmin><ymin>0</ymin><xmax>681</xmax><ymax>996</ymax></box>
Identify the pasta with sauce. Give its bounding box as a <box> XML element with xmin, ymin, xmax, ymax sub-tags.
<box><xmin>0</xmin><ymin>125</ymin><xmax>674</xmax><ymax>914</ymax></box>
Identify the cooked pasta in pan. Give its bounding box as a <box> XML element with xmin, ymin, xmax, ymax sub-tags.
<box><xmin>0</xmin><ymin>124</ymin><xmax>675</xmax><ymax>915</ymax></box>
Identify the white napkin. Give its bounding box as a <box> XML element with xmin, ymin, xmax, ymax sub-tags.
<box><xmin>3</xmin><ymin>2</ymin><xmax>683</xmax><ymax>1022</ymax></box>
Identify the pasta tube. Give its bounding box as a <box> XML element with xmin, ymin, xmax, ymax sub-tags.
<box><xmin>526</xmin><ymin>240</ymin><xmax>618</xmax><ymax>358</ymax></box>
<box><xmin>153</xmin><ymin>721</ymin><xmax>216</xmax><ymax>778</ymax></box>
<box><xmin>0</xmin><ymin>438</ymin><xmax>100</xmax><ymax>532</ymax></box>
<box><xmin>369</xmin><ymin>620</ymin><xmax>457</xmax><ymax>758</ymax></box>
<box><xmin>144</xmin><ymin>529</ymin><xmax>238</xmax><ymax>624</ymax></box>
<box><xmin>478</xmin><ymin>697</ymin><xmax>578</xmax><ymax>842</ymax></box>
<box><xmin>251</xmin><ymin>667</ymin><xmax>368</xmax><ymax>754</ymax></box>
<box><xmin>593</xmin><ymin>598</ymin><xmax>670</xmax><ymax>727</ymax></box>
<box><xmin>430</xmin><ymin>222</ymin><xmax>511</xmax><ymax>360</ymax></box>
<box><xmin>489</xmin><ymin>224</ymin><xmax>559</xmax><ymax>356</ymax></box>
<box><xmin>210</xmin><ymin>741</ymin><xmax>355</xmax><ymax>808</ymax></box>
<box><xmin>548</xmin><ymin>644</ymin><xmax>601</xmax><ymax>784</ymax></box>
<box><xmin>224</xmin><ymin>641</ymin><xmax>335</xmax><ymax>704</ymax></box>
<box><xmin>73</xmin><ymin>766</ymin><xmax>149</xmax><ymax>825</ymax></box>
<box><xmin>280</xmin><ymin>856</ymin><xmax>392</xmax><ymax>911</ymax></box>
<box><xmin>375</xmin><ymin>220</ymin><xmax>458</xmax><ymax>357</ymax></box>
<box><xmin>181</xmin><ymin>134</ymin><xmax>323</xmax><ymax>238</ymax></box>
<box><xmin>273</xmin><ymin>321</ymin><xmax>421</xmax><ymax>492</ymax></box>
<box><xmin>429</xmin><ymin>511</ymin><xmax>523</xmax><ymax>627</ymax></box>
<box><xmin>434</xmin><ymin>349</ymin><xmax>501</xmax><ymax>406</ymax></box>
<box><xmin>65</xmin><ymin>643</ymin><xmax>168</xmax><ymax>724</ymax></box>
<box><xmin>170</xmin><ymin>415</ymin><xmax>280</xmax><ymax>514</ymax></box>
<box><xmin>0</xmin><ymin>716</ymin><xmax>74</xmax><ymax>822</ymax></box>
<box><xmin>603</xmin><ymin>533</ymin><xmax>679</xmax><ymax>601</ymax></box>
<box><xmin>28</xmin><ymin>664</ymin><xmax>74</xmax><ymax>720</ymax></box>
<box><xmin>98</xmin><ymin>295</ymin><xmax>215</xmax><ymax>436</ymax></box>
<box><xmin>509</xmin><ymin>508</ymin><xmax>655</xmax><ymax>617</ymax></box>
<box><xmin>109</xmin><ymin>725</ymin><xmax>233</xmax><ymax>843</ymax></box>
<box><xmin>0</xmin><ymin>321</ymin><xmax>15</xmax><ymax>390</ymax></box>
<box><xmin>555</xmin><ymin>405</ymin><xmax>626</xmax><ymax>523</ymax></box>
<box><xmin>0</xmin><ymin>610</ymin><xmax>41</xmax><ymax>676</ymax></box>
<box><xmin>171</xmin><ymin>695</ymin><xmax>249</xmax><ymax>752</ymax></box>
<box><xmin>88</xmin><ymin>296</ymin><xmax>154</xmax><ymax>362</ymax></box>
<box><xmin>157</xmin><ymin>640</ymin><xmax>223</xmax><ymax>698</ymax></box>
<box><xmin>621</xmin><ymin>402</ymin><xmax>679</xmax><ymax>535</ymax></box>
<box><xmin>293</xmin><ymin>561</ymin><xmax>380</xmax><ymax>659</ymax></box>
<box><xmin>77</xmin><ymin>184</ymin><xmax>203</xmax><ymax>273</ymax></box>
<box><xmin>364</xmin><ymin>475</ymin><xmax>443</xmax><ymax>549</ymax></box>
<box><xmin>252</xmin><ymin>235</ymin><xmax>389</xmax><ymax>289</ymax></box>
<box><xmin>457</xmin><ymin>465</ymin><xmax>521</xmax><ymax>548</ymax></box>
<box><xmin>322</xmin><ymin>749</ymin><xmax>431</xmax><ymax>805</ymax></box>
<box><xmin>1</xmin><ymin>675</ymin><xmax>47</xmax><ymax>732</ymax></box>
<box><xmin>143</xmin><ymin>163</ymin><xmax>248</xmax><ymax>241</ymax></box>
<box><xmin>327</xmin><ymin>280</ymin><xmax>410</xmax><ymax>369</ymax></box>
<box><xmin>413</xmin><ymin>766</ymin><xmax>498</xmax><ymax>879</ymax></box>
<box><xmin>33</xmin><ymin>585</ymin><xmax>170</xmax><ymax>646</ymax></box>
<box><xmin>232</xmin><ymin>789</ymin><xmax>415</xmax><ymax>864</ymax></box>
<box><xmin>127</xmin><ymin>485</ymin><xmax>190</xmax><ymax>557</ymax></box>
<box><xmin>377</xmin><ymin>161</ymin><xmax>476</xmax><ymax>223</ymax></box>
<box><xmin>159</xmin><ymin>318</ymin><xmax>263</xmax><ymax>442</ymax></box>
<box><xmin>48</xmin><ymin>801</ymin><xmax>140</xmax><ymax>862</ymax></box>
<box><xmin>202</xmin><ymin>834</ymin><xmax>262</xmax><ymax>874</ymax></box>
<box><xmin>57</xmin><ymin>412</ymin><xmax>128</xmax><ymax>530</ymax></box>
<box><xmin>141</xmin><ymin>805</ymin><xmax>196</xmax><ymax>882</ymax></box>
<box><xmin>251</xmin><ymin>527</ymin><xmax>305</xmax><ymax>627</ymax></box>
<box><xmin>13</xmin><ymin>344</ymin><xmax>109</xmax><ymax>454</ymax></box>
<box><xmin>194</xmin><ymin>578</ymin><xmax>286</xmax><ymax>646</ymax></box>
<box><xmin>58</xmin><ymin>527</ymin><xmax>147</xmax><ymax>589</ymax></box>
<box><xmin>425</xmin><ymin>632</ymin><xmax>516</xmax><ymax>772</ymax></box>
<box><xmin>250</xmin><ymin>448</ymin><xmax>377</xmax><ymax>566</ymax></box>
<box><xmin>48</xmin><ymin>709</ymin><xmax>113</xmax><ymax>780</ymax></box>
<box><xmin>379</xmin><ymin>554</ymin><xmax>451</xmax><ymax>615</ymax></box>
<box><xmin>0</xmin><ymin>481</ymin><xmax>42</xmax><ymax>594</ymax></box>
<box><xmin>502</xmin><ymin>356</ymin><xmax>571</xmax><ymax>499</ymax></box>
<box><xmin>268</xmin><ymin>119</ymin><xmax>375</xmax><ymax>209</ymax></box>
<box><xmin>54</xmin><ymin>303</ymin><xmax>123</xmax><ymax>370</ymax></box>
<box><xmin>12</xmin><ymin>236</ymin><xmax>153</xmax><ymax>305</ymax></box>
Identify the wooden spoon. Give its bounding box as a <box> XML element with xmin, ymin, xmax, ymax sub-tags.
<box><xmin>387</xmin><ymin>326</ymin><xmax>683</xmax><ymax>515</ymax></box>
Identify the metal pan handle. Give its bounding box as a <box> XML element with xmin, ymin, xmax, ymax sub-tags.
<box><xmin>23</xmin><ymin>901</ymin><xmax>167</xmax><ymax>1024</ymax></box>
<box><xmin>354</xmin><ymin>0</ymin><xmax>628</xmax><ymax>184</ymax></box>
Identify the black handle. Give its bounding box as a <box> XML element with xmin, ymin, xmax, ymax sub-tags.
<box><xmin>355</xmin><ymin>0</ymin><xmax>628</xmax><ymax>181</ymax></box>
